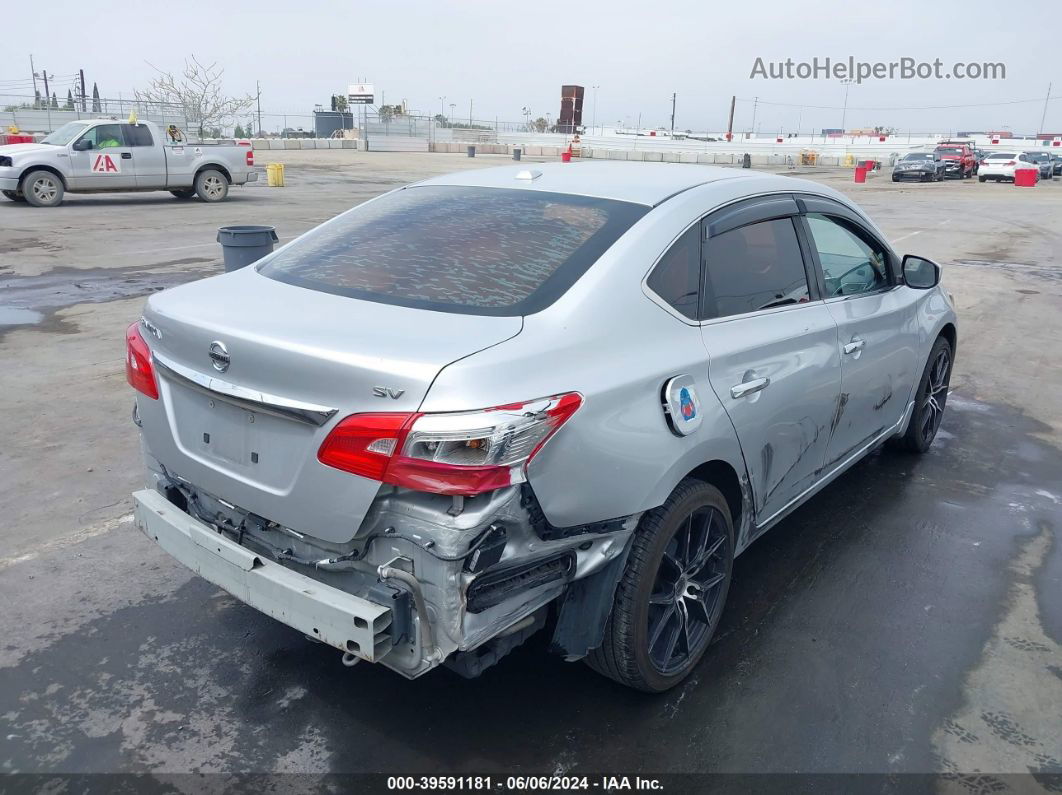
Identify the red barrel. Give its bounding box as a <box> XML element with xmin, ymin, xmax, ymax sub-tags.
<box><xmin>1014</xmin><ymin>168</ymin><xmax>1037</xmax><ymax>187</ymax></box>
<box><xmin>854</xmin><ymin>166</ymin><xmax>867</xmax><ymax>184</ymax></box>
<box><xmin>561</xmin><ymin>151</ymin><xmax>572</xmax><ymax>163</ymax></box>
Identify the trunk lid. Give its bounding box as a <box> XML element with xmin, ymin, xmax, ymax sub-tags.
<box><xmin>138</xmin><ymin>266</ymin><xmax>522</xmax><ymax>543</ymax></box>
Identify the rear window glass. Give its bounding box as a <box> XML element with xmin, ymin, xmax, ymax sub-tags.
<box><xmin>258</xmin><ymin>186</ymin><xmax>648</xmax><ymax>316</ymax></box>
<box><xmin>988</xmin><ymin>153</ymin><xmax>1016</xmax><ymax>159</ymax></box>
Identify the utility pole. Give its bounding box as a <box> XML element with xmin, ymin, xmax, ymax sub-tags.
<box><xmin>751</xmin><ymin>96</ymin><xmax>759</xmax><ymax>138</ymax></box>
<box><xmin>469</xmin><ymin>98</ymin><xmax>472</xmax><ymax>127</ymax></box>
<box><xmin>726</xmin><ymin>95</ymin><xmax>736</xmax><ymax>141</ymax></box>
<box><xmin>1039</xmin><ymin>82</ymin><xmax>1053</xmax><ymax>135</ymax></box>
<box><xmin>79</xmin><ymin>69</ymin><xmax>87</xmax><ymax>112</ymax></box>
<box><xmin>42</xmin><ymin>69</ymin><xmax>51</xmax><ymax>106</ymax></box>
<box><xmin>592</xmin><ymin>85</ymin><xmax>600</xmax><ymax>134</ymax></box>
<box><xmin>670</xmin><ymin>92</ymin><xmax>676</xmax><ymax>135</ymax></box>
<box><xmin>256</xmin><ymin>81</ymin><xmax>262</xmax><ymax>136</ymax></box>
<box><xmin>30</xmin><ymin>54</ymin><xmax>38</xmax><ymax>99</ymax></box>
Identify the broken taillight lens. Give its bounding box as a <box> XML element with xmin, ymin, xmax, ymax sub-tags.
<box><xmin>317</xmin><ymin>393</ymin><xmax>582</xmax><ymax>496</ymax></box>
<box><xmin>125</xmin><ymin>321</ymin><xmax>159</xmax><ymax>400</ymax></box>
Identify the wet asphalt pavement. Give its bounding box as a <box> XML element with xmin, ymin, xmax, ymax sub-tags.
<box><xmin>2</xmin><ymin>390</ymin><xmax>1059</xmax><ymax>781</ymax></box>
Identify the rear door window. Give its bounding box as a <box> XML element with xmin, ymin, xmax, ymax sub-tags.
<box><xmin>702</xmin><ymin>218</ymin><xmax>810</xmax><ymax>319</ymax></box>
<box><xmin>258</xmin><ymin>186</ymin><xmax>648</xmax><ymax>316</ymax></box>
<box><xmin>124</xmin><ymin>124</ymin><xmax>154</xmax><ymax>146</ymax></box>
<box><xmin>646</xmin><ymin>226</ymin><xmax>701</xmax><ymax>320</ymax></box>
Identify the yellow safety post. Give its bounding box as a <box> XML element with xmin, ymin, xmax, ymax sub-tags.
<box><xmin>266</xmin><ymin>163</ymin><xmax>285</xmax><ymax>187</ymax></box>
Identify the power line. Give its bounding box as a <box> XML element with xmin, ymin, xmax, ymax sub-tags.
<box><xmin>735</xmin><ymin>95</ymin><xmax>1062</xmax><ymax>112</ymax></box>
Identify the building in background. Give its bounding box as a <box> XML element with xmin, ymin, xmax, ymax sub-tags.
<box><xmin>558</xmin><ymin>85</ymin><xmax>584</xmax><ymax>134</ymax></box>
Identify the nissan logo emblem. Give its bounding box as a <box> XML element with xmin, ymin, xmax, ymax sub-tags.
<box><xmin>208</xmin><ymin>341</ymin><xmax>230</xmax><ymax>372</ymax></box>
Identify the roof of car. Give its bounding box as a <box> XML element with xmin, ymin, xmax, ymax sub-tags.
<box><xmin>414</xmin><ymin>161</ymin><xmax>771</xmax><ymax>206</ymax></box>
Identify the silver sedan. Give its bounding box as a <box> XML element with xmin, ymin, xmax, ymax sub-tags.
<box><xmin>128</xmin><ymin>162</ymin><xmax>957</xmax><ymax>692</ymax></box>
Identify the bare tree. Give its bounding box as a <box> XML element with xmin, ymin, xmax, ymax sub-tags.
<box><xmin>135</xmin><ymin>56</ymin><xmax>254</xmax><ymax>137</ymax></box>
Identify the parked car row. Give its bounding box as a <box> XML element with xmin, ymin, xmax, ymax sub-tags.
<box><xmin>892</xmin><ymin>144</ymin><xmax>1062</xmax><ymax>185</ymax></box>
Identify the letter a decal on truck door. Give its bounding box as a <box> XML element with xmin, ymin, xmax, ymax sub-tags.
<box><xmin>91</xmin><ymin>154</ymin><xmax>121</xmax><ymax>173</ymax></box>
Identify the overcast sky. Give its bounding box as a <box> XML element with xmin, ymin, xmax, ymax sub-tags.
<box><xmin>3</xmin><ymin>0</ymin><xmax>1057</xmax><ymax>135</ymax></box>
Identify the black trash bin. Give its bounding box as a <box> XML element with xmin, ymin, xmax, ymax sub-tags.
<box><xmin>742</xmin><ymin>153</ymin><xmax>752</xmax><ymax>168</ymax></box>
<box><xmin>467</xmin><ymin>145</ymin><xmax>476</xmax><ymax>158</ymax></box>
<box><xmin>217</xmin><ymin>225</ymin><xmax>279</xmax><ymax>272</ymax></box>
<box><xmin>513</xmin><ymin>147</ymin><xmax>522</xmax><ymax>161</ymax></box>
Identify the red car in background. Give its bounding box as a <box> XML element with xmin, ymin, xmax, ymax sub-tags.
<box><xmin>934</xmin><ymin>142</ymin><xmax>978</xmax><ymax>179</ymax></box>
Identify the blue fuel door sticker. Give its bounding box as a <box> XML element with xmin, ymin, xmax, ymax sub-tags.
<box><xmin>663</xmin><ymin>374</ymin><xmax>703</xmax><ymax>436</ymax></box>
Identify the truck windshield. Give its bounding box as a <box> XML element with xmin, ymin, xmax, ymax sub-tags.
<box><xmin>40</xmin><ymin>122</ymin><xmax>92</xmax><ymax>146</ymax></box>
<box><xmin>258</xmin><ymin>185</ymin><xmax>649</xmax><ymax>316</ymax></box>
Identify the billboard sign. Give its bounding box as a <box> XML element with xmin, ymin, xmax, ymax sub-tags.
<box><xmin>348</xmin><ymin>83</ymin><xmax>375</xmax><ymax>105</ymax></box>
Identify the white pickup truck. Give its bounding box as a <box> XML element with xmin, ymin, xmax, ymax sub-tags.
<box><xmin>0</xmin><ymin>119</ymin><xmax>257</xmax><ymax>207</ymax></box>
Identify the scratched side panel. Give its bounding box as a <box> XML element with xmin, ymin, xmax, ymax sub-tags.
<box><xmin>701</xmin><ymin>304</ymin><xmax>842</xmax><ymax>523</ymax></box>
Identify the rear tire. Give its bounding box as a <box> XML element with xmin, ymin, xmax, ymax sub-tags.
<box><xmin>170</xmin><ymin>188</ymin><xmax>195</xmax><ymax>199</ymax></box>
<box><xmin>2</xmin><ymin>189</ymin><xmax>26</xmax><ymax>202</ymax></box>
<box><xmin>586</xmin><ymin>478</ymin><xmax>734</xmax><ymax>692</ymax></box>
<box><xmin>194</xmin><ymin>169</ymin><xmax>229</xmax><ymax>202</ymax></box>
<box><xmin>898</xmin><ymin>336</ymin><xmax>953</xmax><ymax>454</ymax></box>
<box><xmin>21</xmin><ymin>170</ymin><xmax>64</xmax><ymax>207</ymax></box>
<box><xmin>978</xmin><ymin>175</ymin><xmax>987</xmax><ymax>182</ymax></box>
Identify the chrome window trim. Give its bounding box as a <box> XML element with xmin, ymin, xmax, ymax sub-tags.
<box><xmin>152</xmin><ymin>350</ymin><xmax>338</xmax><ymax>427</ymax></box>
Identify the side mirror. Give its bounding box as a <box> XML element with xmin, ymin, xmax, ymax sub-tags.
<box><xmin>72</xmin><ymin>139</ymin><xmax>93</xmax><ymax>151</ymax></box>
<box><xmin>902</xmin><ymin>255</ymin><xmax>941</xmax><ymax>289</ymax></box>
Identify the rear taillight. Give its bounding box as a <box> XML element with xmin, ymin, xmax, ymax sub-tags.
<box><xmin>125</xmin><ymin>322</ymin><xmax>159</xmax><ymax>400</ymax></box>
<box><xmin>318</xmin><ymin>393</ymin><xmax>582</xmax><ymax>496</ymax></box>
<box><xmin>245</xmin><ymin>149</ymin><xmax>254</xmax><ymax>166</ymax></box>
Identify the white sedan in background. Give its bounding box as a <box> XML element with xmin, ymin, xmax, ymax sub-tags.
<box><xmin>978</xmin><ymin>152</ymin><xmax>1039</xmax><ymax>183</ymax></box>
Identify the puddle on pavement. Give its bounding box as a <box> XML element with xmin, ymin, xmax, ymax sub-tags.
<box><xmin>0</xmin><ymin>263</ymin><xmax>216</xmax><ymax>334</ymax></box>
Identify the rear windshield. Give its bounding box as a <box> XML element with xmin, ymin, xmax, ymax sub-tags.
<box><xmin>936</xmin><ymin>147</ymin><xmax>962</xmax><ymax>155</ymax></box>
<box><xmin>258</xmin><ymin>186</ymin><xmax>648</xmax><ymax>316</ymax></box>
<box><xmin>988</xmin><ymin>153</ymin><xmax>1016</xmax><ymax>159</ymax></box>
<box><xmin>903</xmin><ymin>153</ymin><xmax>932</xmax><ymax>160</ymax></box>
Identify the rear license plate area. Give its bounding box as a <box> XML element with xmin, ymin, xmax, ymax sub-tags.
<box><xmin>167</xmin><ymin>384</ymin><xmax>314</xmax><ymax>485</ymax></box>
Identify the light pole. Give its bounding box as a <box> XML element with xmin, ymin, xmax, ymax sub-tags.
<box><xmin>840</xmin><ymin>78</ymin><xmax>854</xmax><ymax>132</ymax></box>
<box><xmin>449</xmin><ymin>103</ymin><xmax>456</xmax><ymax>127</ymax></box>
<box><xmin>592</xmin><ymin>85</ymin><xmax>600</xmax><ymax>134</ymax></box>
<box><xmin>438</xmin><ymin>96</ymin><xmax>445</xmax><ymax>121</ymax></box>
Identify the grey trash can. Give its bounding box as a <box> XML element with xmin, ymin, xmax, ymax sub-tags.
<box><xmin>217</xmin><ymin>225</ymin><xmax>279</xmax><ymax>272</ymax></box>
<box><xmin>742</xmin><ymin>153</ymin><xmax>752</xmax><ymax>169</ymax></box>
<box><xmin>513</xmin><ymin>148</ymin><xmax>522</xmax><ymax>161</ymax></box>
<box><xmin>467</xmin><ymin>145</ymin><xmax>476</xmax><ymax>158</ymax></box>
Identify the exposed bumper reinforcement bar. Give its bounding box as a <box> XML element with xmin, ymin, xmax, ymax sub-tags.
<box><xmin>132</xmin><ymin>488</ymin><xmax>393</xmax><ymax>662</ymax></box>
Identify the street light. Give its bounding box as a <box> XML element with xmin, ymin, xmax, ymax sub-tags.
<box><xmin>438</xmin><ymin>96</ymin><xmax>445</xmax><ymax>120</ymax></box>
<box><xmin>840</xmin><ymin>78</ymin><xmax>855</xmax><ymax>132</ymax></box>
<box><xmin>592</xmin><ymin>85</ymin><xmax>600</xmax><ymax>134</ymax></box>
<box><xmin>449</xmin><ymin>103</ymin><xmax>456</xmax><ymax>126</ymax></box>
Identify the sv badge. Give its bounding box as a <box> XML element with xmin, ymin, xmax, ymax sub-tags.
<box><xmin>372</xmin><ymin>386</ymin><xmax>405</xmax><ymax>400</ymax></box>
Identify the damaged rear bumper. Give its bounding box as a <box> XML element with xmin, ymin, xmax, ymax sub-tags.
<box><xmin>133</xmin><ymin>488</ymin><xmax>394</xmax><ymax>662</ymax></box>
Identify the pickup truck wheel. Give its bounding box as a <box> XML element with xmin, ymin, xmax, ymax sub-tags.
<box><xmin>978</xmin><ymin>175</ymin><xmax>987</xmax><ymax>183</ymax></box>
<box><xmin>897</xmin><ymin>336</ymin><xmax>953</xmax><ymax>454</ymax></box>
<box><xmin>2</xmin><ymin>190</ymin><xmax>26</xmax><ymax>202</ymax></box>
<box><xmin>22</xmin><ymin>170</ymin><xmax>64</xmax><ymax>207</ymax></box>
<box><xmin>170</xmin><ymin>189</ymin><xmax>195</xmax><ymax>199</ymax></box>
<box><xmin>586</xmin><ymin>478</ymin><xmax>734</xmax><ymax>692</ymax></box>
<box><xmin>195</xmin><ymin>169</ymin><xmax>229</xmax><ymax>202</ymax></box>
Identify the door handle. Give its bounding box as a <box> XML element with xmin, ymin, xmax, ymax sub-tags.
<box><xmin>730</xmin><ymin>377</ymin><xmax>770</xmax><ymax>399</ymax></box>
<box><xmin>121</xmin><ymin>152</ymin><xmax>133</xmax><ymax>159</ymax></box>
<box><xmin>843</xmin><ymin>339</ymin><xmax>865</xmax><ymax>355</ymax></box>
